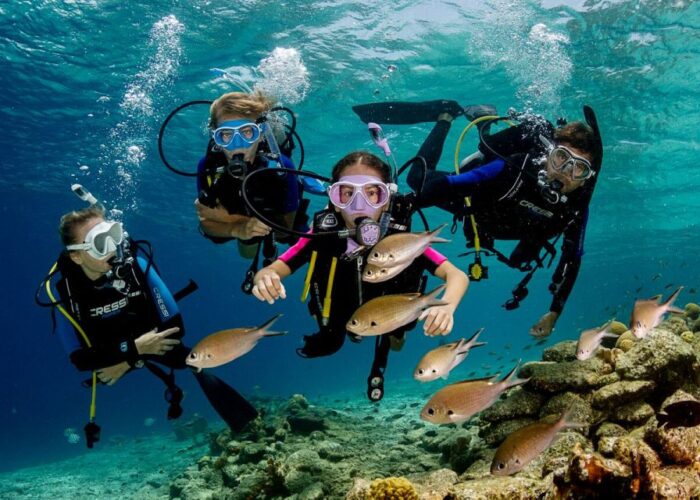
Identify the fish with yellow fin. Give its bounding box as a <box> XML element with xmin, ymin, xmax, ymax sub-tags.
<box><xmin>186</xmin><ymin>314</ymin><xmax>286</xmax><ymax>371</ymax></box>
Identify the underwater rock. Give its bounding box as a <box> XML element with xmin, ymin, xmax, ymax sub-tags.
<box><xmin>554</xmin><ymin>443</ymin><xmax>633</xmax><ymax>498</ymax></box>
<box><xmin>661</xmin><ymin>316</ymin><xmax>690</xmax><ymax>336</ymax></box>
<box><xmin>649</xmin><ymin>466</ymin><xmax>700</xmax><ymax>499</ymax></box>
<box><xmin>609</xmin><ymin>435</ymin><xmax>661</xmax><ymax>470</ymax></box>
<box><xmin>542</xmin><ymin>340</ymin><xmax>577</xmax><ymax>362</ymax></box>
<box><xmin>693</xmin><ymin>317</ymin><xmax>700</xmax><ymax>333</ymax></box>
<box><xmin>615</xmin><ymin>331</ymin><xmax>637</xmax><ymax>352</ymax></box>
<box><xmin>411</xmin><ymin>468</ymin><xmax>458</xmax><ymax>499</ymax></box>
<box><xmin>287</xmin><ymin>413</ymin><xmax>327</xmax><ymax>435</ymax></box>
<box><xmin>615</xmin><ymin>329</ymin><xmax>695</xmax><ymax>385</ymax></box>
<box><xmin>450</xmin><ymin>474</ymin><xmax>555</xmax><ymax>499</ymax></box>
<box><xmin>681</xmin><ymin>330</ymin><xmax>694</xmax><ymax>343</ymax></box>
<box><xmin>644</xmin><ymin>391</ymin><xmax>700</xmax><ymax>465</ymax></box>
<box><xmin>540</xmin><ymin>431</ymin><xmax>593</xmax><ymax>478</ymax></box>
<box><xmin>609</xmin><ymin>321</ymin><xmax>630</xmax><ymax>335</ymax></box>
<box><xmin>479</xmin><ymin>418</ymin><xmax>536</xmax><ymax>447</ymax></box>
<box><xmin>591</xmin><ymin>380</ymin><xmax>657</xmax><ymax>410</ymax></box>
<box><xmin>366</xmin><ymin>476</ymin><xmax>418</xmax><ymax>500</ymax></box>
<box><xmin>239</xmin><ymin>442</ymin><xmax>268</xmax><ymax>463</ymax></box>
<box><xmin>479</xmin><ymin>387</ymin><xmax>545</xmax><ymax>424</ymax></box>
<box><xmin>438</xmin><ymin>428</ymin><xmax>478</xmax><ymax>473</ymax></box>
<box><xmin>595</xmin><ymin>422</ymin><xmax>628</xmax><ymax>450</ymax></box>
<box><xmin>540</xmin><ymin>392</ymin><xmax>596</xmax><ymax>428</ymax></box>
<box><xmin>685</xmin><ymin>303</ymin><xmax>700</xmax><ymax>320</ymax></box>
<box><xmin>611</xmin><ymin>401</ymin><xmax>655</xmax><ymax>425</ymax></box>
<box><xmin>346</xmin><ymin>478</ymin><xmax>372</xmax><ymax>500</ymax></box>
<box><xmin>520</xmin><ymin>357</ymin><xmax>618</xmax><ymax>393</ymax></box>
<box><xmin>316</xmin><ymin>440</ymin><xmax>349</xmax><ymax>462</ymax></box>
<box><xmin>283</xmin><ymin>449</ymin><xmax>325</xmax><ymax>494</ymax></box>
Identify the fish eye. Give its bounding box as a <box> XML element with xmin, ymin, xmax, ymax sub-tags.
<box><xmin>373</xmin><ymin>252</ymin><xmax>380</xmax><ymax>258</ymax></box>
<box><xmin>370</xmin><ymin>321</ymin><xmax>378</xmax><ymax>327</ymax></box>
<box><xmin>418</xmin><ymin>369</ymin><xmax>424</xmax><ymax>375</ymax></box>
<box><xmin>427</xmin><ymin>408</ymin><xmax>434</xmax><ymax>415</ymax></box>
<box><xmin>515</xmin><ymin>458</ymin><xmax>521</xmax><ymax>464</ymax></box>
<box><xmin>447</xmin><ymin>410</ymin><xmax>454</xmax><ymax>416</ymax></box>
<box><xmin>351</xmin><ymin>319</ymin><xmax>358</xmax><ymax>326</ymax></box>
<box><xmin>432</xmin><ymin>369</ymin><xmax>437</xmax><ymax>373</ymax></box>
<box><xmin>497</xmin><ymin>463</ymin><xmax>505</xmax><ymax>470</ymax></box>
<box><xmin>366</xmin><ymin>270</ymin><xmax>373</xmax><ymax>276</ymax></box>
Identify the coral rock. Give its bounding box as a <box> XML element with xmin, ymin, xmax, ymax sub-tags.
<box><xmin>615</xmin><ymin>331</ymin><xmax>637</xmax><ymax>352</ymax></box>
<box><xmin>615</xmin><ymin>329</ymin><xmax>695</xmax><ymax>384</ymax></box>
<box><xmin>479</xmin><ymin>387</ymin><xmax>545</xmax><ymax>423</ymax></box>
<box><xmin>450</xmin><ymin>474</ymin><xmax>555</xmax><ymax>499</ymax></box>
<box><xmin>591</xmin><ymin>380</ymin><xmax>657</xmax><ymax>410</ymax></box>
<box><xmin>542</xmin><ymin>341</ymin><xmax>577</xmax><ymax>362</ymax></box>
<box><xmin>609</xmin><ymin>321</ymin><xmax>630</xmax><ymax>335</ymax></box>
<box><xmin>366</xmin><ymin>476</ymin><xmax>418</xmax><ymax>500</ymax></box>
<box><xmin>520</xmin><ymin>358</ymin><xmax>618</xmax><ymax>393</ymax></box>
<box><xmin>611</xmin><ymin>401</ymin><xmax>655</xmax><ymax>425</ymax></box>
<box><xmin>685</xmin><ymin>303</ymin><xmax>700</xmax><ymax>320</ymax></box>
<box><xmin>479</xmin><ymin>418</ymin><xmax>536</xmax><ymax>447</ymax></box>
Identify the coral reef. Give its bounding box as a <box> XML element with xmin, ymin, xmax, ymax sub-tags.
<box><xmin>170</xmin><ymin>307</ymin><xmax>700</xmax><ymax>499</ymax></box>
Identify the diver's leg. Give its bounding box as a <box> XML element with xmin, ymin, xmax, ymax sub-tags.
<box><xmin>407</xmin><ymin>119</ymin><xmax>453</xmax><ymax>193</ymax></box>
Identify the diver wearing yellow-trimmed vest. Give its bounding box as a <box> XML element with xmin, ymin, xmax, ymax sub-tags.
<box><xmin>37</xmin><ymin>205</ymin><xmax>258</xmax><ymax>447</ymax></box>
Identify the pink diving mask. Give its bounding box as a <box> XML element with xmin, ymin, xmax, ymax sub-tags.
<box><xmin>328</xmin><ymin>175</ymin><xmax>391</xmax><ymax>218</ymax></box>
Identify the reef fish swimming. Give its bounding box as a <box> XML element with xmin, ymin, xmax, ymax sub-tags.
<box><xmin>657</xmin><ymin>400</ymin><xmax>700</xmax><ymax>429</ymax></box>
<box><xmin>576</xmin><ymin>319</ymin><xmax>618</xmax><ymax>360</ymax></box>
<box><xmin>346</xmin><ymin>285</ymin><xmax>447</xmax><ymax>336</ymax></box>
<box><xmin>491</xmin><ymin>408</ymin><xmax>581</xmax><ymax>476</ymax></box>
<box><xmin>414</xmin><ymin>328</ymin><xmax>486</xmax><ymax>382</ymax></box>
<box><xmin>367</xmin><ymin>223</ymin><xmax>449</xmax><ymax>267</ymax></box>
<box><xmin>630</xmin><ymin>286</ymin><xmax>684</xmax><ymax>338</ymax></box>
<box><xmin>186</xmin><ymin>314</ymin><xmax>286</xmax><ymax>371</ymax></box>
<box><xmin>420</xmin><ymin>362</ymin><xmax>528</xmax><ymax>424</ymax></box>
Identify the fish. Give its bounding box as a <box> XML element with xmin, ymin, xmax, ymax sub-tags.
<box><xmin>657</xmin><ymin>400</ymin><xmax>700</xmax><ymax>429</ymax></box>
<box><xmin>362</xmin><ymin>261</ymin><xmax>407</xmax><ymax>283</ymax></box>
<box><xmin>367</xmin><ymin>224</ymin><xmax>449</xmax><ymax>267</ymax></box>
<box><xmin>575</xmin><ymin>319</ymin><xmax>619</xmax><ymax>360</ymax></box>
<box><xmin>630</xmin><ymin>286</ymin><xmax>684</xmax><ymax>339</ymax></box>
<box><xmin>186</xmin><ymin>314</ymin><xmax>287</xmax><ymax>371</ymax></box>
<box><xmin>414</xmin><ymin>328</ymin><xmax>486</xmax><ymax>382</ymax></box>
<box><xmin>346</xmin><ymin>285</ymin><xmax>447</xmax><ymax>336</ymax></box>
<box><xmin>420</xmin><ymin>362</ymin><xmax>528</xmax><ymax>425</ymax></box>
<box><xmin>491</xmin><ymin>407</ymin><xmax>581</xmax><ymax>476</ymax></box>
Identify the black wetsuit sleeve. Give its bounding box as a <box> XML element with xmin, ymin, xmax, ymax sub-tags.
<box><xmin>416</xmin><ymin>159</ymin><xmax>506</xmax><ymax>208</ymax></box>
<box><xmin>549</xmin><ymin>209</ymin><xmax>588</xmax><ymax>314</ymax></box>
<box><xmin>69</xmin><ymin>339</ymin><xmax>140</xmax><ymax>372</ymax></box>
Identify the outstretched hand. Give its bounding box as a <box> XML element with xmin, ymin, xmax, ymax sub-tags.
<box><xmin>252</xmin><ymin>269</ymin><xmax>287</xmax><ymax>304</ymax></box>
<box><xmin>530</xmin><ymin>311</ymin><xmax>559</xmax><ymax>338</ymax></box>
<box><xmin>419</xmin><ymin>305</ymin><xmax>455</xmax><ymax>336</ymax></box>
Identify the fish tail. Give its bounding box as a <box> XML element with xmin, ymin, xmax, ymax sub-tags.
<box><xmin>664</xmin><ymin>286</ymin><xmax>685</xmax><ymax>314</ymax></box>
<box><xmin>559</xmin><ymin>405</ymin><xmax>587</xmax><ymax>430</ymax></box>
<box><xmin>423</xmin><ymin>284</ymin><xmax>447</xmax><ymax>301</ymax></box>
<box><xmin>501</xmin><ymin>360</ymin><xmax>530</xmax><ymax>389</ymax></box>
<box><xmin>465</xmin><ymin>327</ymin><xmax>487</xmax><ymax>350</ymax></box>
<box><xmin>258</xmin><ymin>314</ymin><xmax>284</xmax><ymax>334</ymax></box>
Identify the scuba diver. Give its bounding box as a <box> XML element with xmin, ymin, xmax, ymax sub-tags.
<box><xmin>194</xmin><ymin>90</ymin><xmax>309</xmax><ymax>263</ymax></box>
<box><xmin>249</xmin><ymin>151</ymin><xmax>469</xmax><ymax>402</ymax></box>
<box><xmin>36</xmin><ymin>187</ymin><xmax>257</xmax><ymax>448</ymax></box>
<box><xmin>352</xmin><ymin>99</ymin><xmax>603</xmax><ymax>338</ymax></box>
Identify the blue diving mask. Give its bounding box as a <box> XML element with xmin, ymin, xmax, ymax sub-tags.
<box><xmin>212</xmin><ymin>119</ymin><xmax>262</xmax><ymax>151</ymax></box>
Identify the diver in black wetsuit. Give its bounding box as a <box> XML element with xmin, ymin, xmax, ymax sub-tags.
<box><xmin>39</xmin><ymin>204</ymin><xmax>257</xmax><ymax>447</ymax></box>
<box><xmin>353</xmin><ymin>100</ymin><xmax>603</xmax><ymax>338</ymax></box>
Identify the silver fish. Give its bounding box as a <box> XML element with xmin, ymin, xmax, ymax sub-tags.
<box><xmin>420</xmin><ymin>362</ymin><xmax>528</xmax><ymax>424</ymax></box>
<box><xmin>576</xmin><ymin>319</ymin><xmax>618</xmax><ymax>360</ymax></box>
<box><xmin>186</xmin><ymin>315</ymin><xmax>286</xmax><ymax>371</ymax></box>
<box><xmin>362</xmin><ymin>261</ymin><xmax>407</xmax><ymax>283</ymax></box>
<box><xmin>491</xmin><ymin>408</ymin><xmax>581</xmax><ymax>476</ymax></box>
<box><xmin>346</xmin><ymin>285</ymin><xmax>447</xmax><ymax>336</ymax></box>
<box><xmin>414</xmin><ymin>328</ymin><xmax>486</xmax><ymax>382</ymax></box>
<box><xmin>630</xmin><ymin>286</ymin><xmax>684</xmax><ymax>338</ymax></box>
<box><xmin>367</xmin><ymin>224</ymin><xmax>449</xmax><ymax>267</ymax></box>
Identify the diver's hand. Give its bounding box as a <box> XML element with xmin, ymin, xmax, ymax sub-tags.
<box><xmin>419</xmin><ymin>305</ymin><xmax>455</xmax><ymax>336</ymax></box>
<box><xmin>194</xmin><ymin>199</ymin><xmax>231</xmax><ymax>222</ymax></box>
<box><xmin>135</xmin><ymin>327</ymin><xmax>181</xmax><ymax>355</ymax></box>
<box><xmin>239</xmin><ymin>217</ymin><xmax>271</xmax><ymax>240</ymax></box>
<box><xmin>97</xmin><ymin>362</ymin><xmax>130</xmax><ymax>385</ymax></box>
<box><xmin>530</xmin><ymin>311</ymin><xmax>559</xmax><ymax>338</ymax></box>
<box><xmin>252</xmin><ymin>269</ymin><xmax>287</xmax><ymax>304</ymax></box>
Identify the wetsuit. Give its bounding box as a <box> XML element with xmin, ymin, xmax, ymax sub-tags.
<box><xmin>408</xmin><ymin>120</ymin><xmax>588</xmax><ymax>315</ymax></box>
<box><xmin>51</xmin><ymin>251</ymin><xmax>257</xmax><ymax>430</ymax></box>
<box><xmin>196</xmin><ymin>141</ymin><xmax>302</xmax><ymax>244</ymax></box>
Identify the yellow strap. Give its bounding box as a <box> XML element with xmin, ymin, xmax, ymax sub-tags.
<box><xmin>322</xmin><ymin>256</ymin><xmax>338</xmax><ymax>322</ymax></box>
<box><xmin>45</xmin><ymin>262</ymin><xmax>97</xmax><ymax>421</ymax></box>
<box><xmin>453</xmin><ymin>116</ymin><xmax>512</xmax><ymax>254</ymax></box>
<box><xmin>301</xmin><ymin>251</ymin><xmax>318</xmax><ymax>301</ymax></box>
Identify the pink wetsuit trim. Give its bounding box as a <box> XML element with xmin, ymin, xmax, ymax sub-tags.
<box><xmin>279</xmin><ymin>230</ymin><xmax>313</xmax><ymax>264</ymax></box>
<box><xmin>423</xmin><ymin>246</ymin><xmax>447</xmax><ymax>267</ymax></box>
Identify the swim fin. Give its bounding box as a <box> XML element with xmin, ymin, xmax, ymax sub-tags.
<box><xmin>193</xmin><ymin>370</ymin><xmax>258</xmax><ymax>432</ymax></box>
<box><xmin>352</xmin><ymin>100</ymin><xmax>465</xmax><ymax>125</ymax></box>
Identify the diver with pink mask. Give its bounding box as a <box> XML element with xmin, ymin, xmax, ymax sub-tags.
<box><xmin>251</xmin><ymin>151</ymin><xmax>468</xmax><ymax>401</ymax></box>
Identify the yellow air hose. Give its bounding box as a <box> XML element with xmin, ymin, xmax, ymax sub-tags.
<box><xmin>321</xmin><ymin>256</ymin><xmax>338</xmax><ymax>325</ymax></box>
<box><xmin>301</xmin><ymin>250</ymin><xmax>318</xmax><ymax>301</ymax></box>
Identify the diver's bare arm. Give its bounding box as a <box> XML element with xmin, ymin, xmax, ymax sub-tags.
<box><xmin>252</xmin><ymin>259</ymin><xmax>292</xmax><ymax>303</ymax></box>
<box><xmin>434</xmin><ymin>260</ymin><xmax>469</xmax><ymax>309</ymax></box>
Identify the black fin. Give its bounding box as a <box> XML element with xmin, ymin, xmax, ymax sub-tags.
<box><xmin>352</xmin><ymin>100</ymin><xmax>464</xmax><ymax>125</ymax></box>
<box><xmin>193</xmin><ymin>371</ymin><xmax>258</xmax><ymax>432</ymax></box>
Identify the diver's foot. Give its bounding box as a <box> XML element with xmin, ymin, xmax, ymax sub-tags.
<box><xmin>389</xmin><ymin>333</ymin><xmax>406</xmax><ymax>352</ymax></box>
<box><xmin>437</xmin><ymin>100</ymin><xmax>464</xmax><ymax>121</ymax></box>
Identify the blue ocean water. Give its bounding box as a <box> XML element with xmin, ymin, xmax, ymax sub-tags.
<box><xmin>1</xmin><ymin>0</ymin><xmax>699</xmax><ymax>474</ymax></box>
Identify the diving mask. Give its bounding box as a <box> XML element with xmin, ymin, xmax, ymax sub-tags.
<box><xmin>328</xmin><ymin>175</ymin><xmax>391</xmax><ymax>212</ymax></box>
<box><xmin>540</xmin><ymin>135</ymin><xmax>595</xmax><ymax>181</ymax></box>
<box><xmin>212</xmin><ymin>119</ymin><xmax>262</xmax><ymax>151</ymax></box>
<box><xmin>66</xmin><ymin>221</ymin><xmax>124</xmax><ymax>260</ymax></box>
